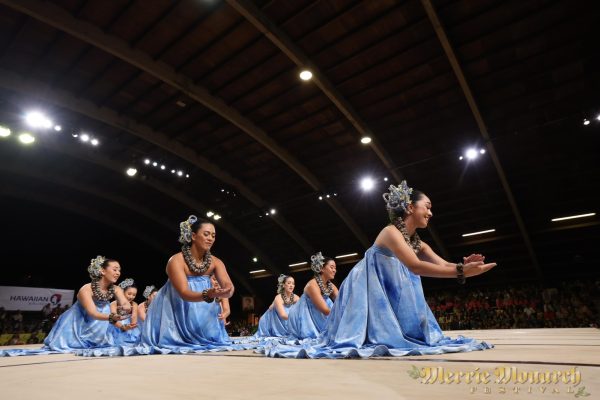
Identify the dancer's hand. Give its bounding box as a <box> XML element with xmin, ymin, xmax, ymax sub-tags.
<box><xmin>218</xmin><ymin>310</ymin><xmax>230</xmax><ymax>321</ymax></box>
<box><xmin>214</xmin><ymin>286</ymin><xmax>234</xmax><ymax>298</ymax></box>
<box><xmin>463</xmin><ymin>253</ymin><xmax>485</xmax><ymax>263</ymax></box>
<box><xmin>463</xmin><ymin>261</ymin><xmax>497</xmax><ymax>277</ymax></box>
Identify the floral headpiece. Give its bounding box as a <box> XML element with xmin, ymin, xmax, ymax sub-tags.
<box><xmin>119</xmin><ymin>278</ymin><xmax>134</xmax><ymax>290</ymax></box>
<box><xmin>383</xmin><ymin>180</ymin><xmax>413</xmax><ymax>214</ymax></box>
<box><xmin>310</xmin><ymin>252</ymin><xmax>325</xmax><ymax>274</ymax></box>
<box><xmin>179</xmin><ymin>215</ymin><xmax>197</xmax><ymax>245</ymax></box>
<box><xmin>143</xmin><ymin>285</ymin><xmax>156</xmax><ymax>299</ymax></box>
<box><xmin>277</xmin><ymin>274</ymin><xmax>287</xmax><ymax>294</ymax></box>
<box><xmin>87</xmin><ymin>255</ymin><xmax>106</xmax><ymax>280</ymax></box>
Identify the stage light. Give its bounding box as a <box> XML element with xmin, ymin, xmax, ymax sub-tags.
<box><xmin>213</xmin><ymin>214</ymin><xmax>221</xmax><ymax>221</ymax></box>
<box><xmin>551</xmin><ymin>213</ymin><xmax>595</xmax><ymax>222</ymax></box>
<box><xmin>462</xmin><ymin>229</ymin><xmax>495</xmax><ymax>237</ymax></box>
<box><xmin>18</xmin><ymin>132</ymin><xmax>35</xmax><ymax>144</ymax></box>
<box><xmin>360</xmin><ymin>177</ymin><xmax>375</xmax><ymax>191</ymax></box>
<box><xmin>90</xmin><ymin>138</ymin><xmax>99</xmax><ymax>146</ymax></box>
<box><xmin>335</xmin><ymin>253</ymin><xmax>358</xmax><ymax>259</ymax></box>
<box><xmin>299</xmin><ymin>70</ymin><xmax>313</xmax><ymax>81</ymax></box>
<box><xmin>583</xmin><ymin>119</ymin><xmax>590</xmax><ymax>126</ymax></box>
<box><xmin>126</xmin><ymin>168</ymin><xmax>137</xmax><ymax>177</ymax></box>
<box><xmin>252</xmin><ymin>257</ymin><xmax>258</xmax><ymax>263</ymax></box>
<box><xmin>177</xmin><ymin>170</ymin><xmax>183</xmax><ymax>176</ymax></box>
<box><xmin>249</xmin><ymin>269</ymin><xmax>266</xmax><ymax>274</ymax></box>
<box><xmin>160</xmin><ymin>165</ymin><xmax>165</xmax><ymax>170</ymax></box>
<box><xmin>0</xmin><ymin>126</ymin><xmax>11</xmax><ymax>138</ymax></box>
<box><xmin>289</xmin><ymin>262</ymin><xmax>307</xmax><ymax>267</ymax></box>
<box><xmin>54</xmin><ymin>125</ymin><xmax>62</xmax><ymax>131</ymax></box>
<box><xmin>25</xmin><ymin>111</ymin><xmax>52</xmax><ymax>129</ymax></box>
<box><xmin>270</xmin><ymin>209</ymin><xmax>276</xmax><ymax>215</ymax></box>
<box><xmin>318</xmin><ymin>196</ymin><xmax>323</xmax><ymax>200</ymax></box>
<box><xmin>465</xmin><ymin>148</ymin><xmax>478</xmax><ymax>160</ymax></box>
<box><xmin>80</xmin><ymin>134</ymin><xmax>90</xmax><ymax>142</ymax></box>
<box><xmin>361</xmin><ymin>137</ymin><xmax>372</xmax><ymax>144</ymax></box>
<box><xmin>144</xmin><ymin>159</ymin><xmax>150</xmax><ymax>165</ymax></box>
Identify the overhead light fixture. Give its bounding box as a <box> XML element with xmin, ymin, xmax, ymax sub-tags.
<box><xmin>249</xmin><ymin>269</ymin><xmax>266</xmax><ymax>274</ymax></box>
<box><xmin>583</xmin><ymin>118</ymin><xmax>590</xmax><ymax>126</ymax></box>
<box><xmin>160</xmin><ymin>165</ymin><xmax>166</xmax><ymax>170</ymax></box>
<box><xmin>176</xmin><ymin>100</ymin><xmax>187</xmax><ymax>108</ymax></box>
<box><xmin>270</xmin><ymin>208</ymin><xmax>276</xmax><ymax>215</ymax></box>
<box><xmin>80</xmin><ymin>133</ymin><xmax>90</xmax><ymax>142</ymax></box>
<box><xmin>462</xmin><ymin>229</ymin><xmax>496</xmax><ymax>237</ymax></box>
<box><xmin>54</xmin><ymin>125</ymin><xmax>62</xmax><ymax>131</ymax></box>
<box><xmin>144</xmin><ymin>159</ymin><xmax>151</xmax><ymax>165</ymax></box>
<box><xmin>326</xmin><ymin>194</ymin><xmax>330</xmax><ymax>198</ymax></box>
<box><xmin>24</xmin><ymin>111</ymin><xmax>52</xmax><ymax>129</ymax></box>
<box><xmin>551</xmin><ymin>213</ymin><xmax>595</xmax><ymax>222</ymax></box>
<box><xmin>186</xmin><ymin>174</ymin><xmax>190</xmax><ymax>178</ymax></box>
<box><xmin>177</xmin><ymin>170</ymin><xmax>183</xmax><ymax>177</ymax></box>
<box><xmin>360</xmin><ymin>137</ymin><xmax>372</xmax><ymax>144</ymax></box>
<box><xmin>126</xmin><ymin>168</ymin><xmax>137</xmax><ymax>177</ymax></box>
<box><xmin>596</xmin><ymin>114</ymin><xmax>600</xmax><ymax>121</ymax></box>
<box><xmin>466</xmin><ymin>148</ymin><xmax>478</xmax><ymax>160</ymax></box>
<box><xmin>18</xmin><ymin>132</ymin><xmax>35</xmax><ymax>144</ymax></box>
<box><xmin>289</xmin><ymin>261</ymin><xmax>307</xmax><ymax>267</ymax></box>
<box><xmin>335</xmin><ymin>253</ymin><xmax>358</xmax><ymax>259</ymax></box>
<box><xmin>171</xmin><ymin>169</ymin><xmax>176</xmax><ymax>174</ymax></box>
<box><xmin>480</xmin><ymin>149</ymin><xmax>486</xmax><ymax>154</ymax></box>
<box><xmin>299</xmin><ymin>70</ymin><xmax>313</xmax><ymax>81</ymax></box>
<box><xmin>213</xmin><ymin>214</ymin><xmax>221</xmax><ymax>221</ymax></box>
<box><xmin>360</xmin><ymin>177</ymin><xmax>375</xmax><ymax>191</ymax></box>
<box><xmin>90</xmin><ymin>138</ymin><xmax>99</xmax><ymax>146</ymax></box>
<box><xmin>252</xmin><ymin>257</ymin><xmax>258</xmax><ymax>263</ymax></box>
<box><xmin>0</xmin><ymin>126</ymin><xmax>11</xmax><ymax>138</ymax></box>
<box><xmin>206</xmin><ymin>211</ymin><xmax>214</xmax><ymax>217</ymax></box>
<box><xmin>318</xmin><ymin>196</ymin><xmax>323</xmax><ymax>200</ymax></box>
<box><xmin>383</xmin><ymin>177</ymin><xmax>388</xmax><ymax>182</ymax></box>
<box><xmin>152</xmin><ymin>161</ymin><xmax>158</xmax><ymax>167</ymax></box>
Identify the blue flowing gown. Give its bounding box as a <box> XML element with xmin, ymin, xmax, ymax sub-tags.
<box><xmin>134</xmin><ymin>275</ymin><xmax>239</xmax><ymax>354</ymax></box>
<box><xmin>287</xmin><ymin>291</ymin><xmax>333</xmax><ymax>340</ymax></box>
<box><xmin>263</xmin><ymin>245</ymin><xmax>493</xmax><ymax>358</ymax></box>
<box><xmin>108</xmin><ymin>308</ymin><xmax>141</xmax><ymax>346</ymax></box>
<box><xmin>255</xmin><ymin>302</ymin><xmax>295</xmax><ymax>338</ymax></box>
<box><xmin>1</xmin><ymin>300</ymin><xmax>114</xmax><ymax>356</ymax></box>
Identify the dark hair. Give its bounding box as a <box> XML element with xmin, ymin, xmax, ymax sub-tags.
<box><xmin>100</xmin><ymin>258</ymin><xmax>118</xmax><ymax>268</ymax></box>
<box><xmin>191</xmin><ymin>217</ymin><xmax>214</xmax><ymax>234</ymax></box>
<box><xmin>388</xmin><ymin>189</ymin><xmax>426</xmax><ymax>221</ymax></box>
<box><xmin>123</xmin><ymin>284</ymin><xmax>138</xmax><ymax>292</ymax></box>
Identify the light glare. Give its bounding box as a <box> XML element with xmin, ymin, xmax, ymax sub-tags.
<box><xmin>0</xmin><ymin>126</ymin><xmax>11</xmax><ymax>138</ymax></box>
<box><xmin>299</xmin><ymin>70</ymin><xmax>313</xmax><ymax>81</ymax></box>
<box><xmin>360</xmin><ymin>177</ymin><xmax>375</xmax><ymax>191</ymax></box>
<box><xmin>126</xmin><ymin>168</ymin><xmax>137</xmax><ymax>177</ymax></box>
<box><xmin>462</xmin><ymin>229</ymin><xmax>496</xmax><ymax>237</ymax></box>
<box><xmin>360</xmin><ymin>136</ymin><xmax>372</xmax><ymax>144</ymax></box>
<box><xmin>18</xmin><ymin>133</ymin><xmax>35</xmax><ymax>144</ymax></box>
<box><xmin>551</xmin><ymin>213</ymin><xmax>595</xmax><ymax>222</ymax></box>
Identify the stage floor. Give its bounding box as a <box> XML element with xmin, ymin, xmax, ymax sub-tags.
<box><xmin>1</xmin><ymin>328</ymin><xmax>599</xmax><ymax>399</ymax></box>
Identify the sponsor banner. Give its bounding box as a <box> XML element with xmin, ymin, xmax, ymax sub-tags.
<box><xmin>0</xmin><ymin>286</ymin><xmax>75</xmax><ymax>311</ymax></box>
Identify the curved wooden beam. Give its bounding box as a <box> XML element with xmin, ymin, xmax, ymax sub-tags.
<box><xmin>0</xmin><ymin>0</ymin><xmax>370</xmax><ymax>248</ymax></box>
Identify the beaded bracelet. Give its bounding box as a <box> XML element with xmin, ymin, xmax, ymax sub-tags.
<box><xmin>108</xmin><ymin>313</ymin><xmax>118</xmax><ymax>324</ymax></box>
<box><xmin>202</xmin><ymin>289</ymin><xmax>215</xmax><ymax>303</ymax></box>
<box><xmin>456</xmin><ymin>263</ymin><xmax>466</xmax><ymax>284</ymax></box>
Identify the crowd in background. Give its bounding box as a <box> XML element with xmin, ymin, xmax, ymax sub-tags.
<box><xmin>1</xmin><ymin>279</ymin><xmax>598</xmax><ymax>344</ymax></box>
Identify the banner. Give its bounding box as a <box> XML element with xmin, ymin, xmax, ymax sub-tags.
<box><xmin>0</xmin><ymin>286</ymin><xmax>75</xmax><ymax>311</ymax></box>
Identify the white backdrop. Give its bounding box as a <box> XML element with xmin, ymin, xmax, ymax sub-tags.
<box><xmin>0</xmin><ymin>286</ymin><xmax>75</xmax><ymax>311</ymax></box>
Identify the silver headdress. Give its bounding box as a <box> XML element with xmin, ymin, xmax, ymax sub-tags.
<box><xmin>310</xmin><ymin>252</ymin><xmax>325</xmax><ymax>274</ymax></box>
<box><xmin>119</xmin><ymin>278</ymin><xmax>134</xmax><ymax>290</ymax></box>
<box><xmin>383</xmin><ymin>180</ymin><xmax>413</xmax><ymax>214</ymax></box>
<box><xmin>87</xmin><ymin>255</ymin><xmax>106</xmax><ymax>280</ymax></box>
<box><xmin>276</xmin><ymin>274</ymin><xmax>287</xmax><ymax>294</ymax></box>
<box><xmin>143</xmin><ymin>285</ymin><xmax>156</xmax><ymax>299</ymax></box>
<box><xmin>179</xmin><ymin>215</ymin><xmax>198</xmax><ymax>245</ymax></box>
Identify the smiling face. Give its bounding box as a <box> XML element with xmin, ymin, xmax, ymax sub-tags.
<box><xmin>321</xmin><ymin>260</ymin><xmax>337</xmax><ymax>281</ymax></box>
<box><xmin>101</xmin><ymin>261</ymin><xmax>121</xmax><ymax>284</ymax></box>
<box><xmin>407</xmin><ymin>195</ymin><xmax>432</xmax><ymax>229</ymax></box>
<box><xmin>283</xmin><ymin>277</ymin><xmax>295</xmax><ymax>294</ymax></box>
<box><xmin>192</xmin><ymin>222</ymin><xmax>216</xmax><ymax>253</ymax></box>
<box><xmin>124</xmin><ymin>287</ymin><xmax>137</xmax><ymax>302</ymax></box>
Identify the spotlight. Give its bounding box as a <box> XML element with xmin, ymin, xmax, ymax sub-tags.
<box><xmin>71</xmin><ymin>133</ymin><xmax>78</xmax><ymax>138</ymax></box>
<box><xmin>144</xmin><ymin>159</ymin><xmax>150</xmax><ymax>165</ymax></box>
<box><xmin>177</xmin><ymin>170</ymin><xmax>183</xmax><ymax>177</ymax></box>
<box><xmin>318</xmin><ymin>196</ymin><xmax>323</xmax><ymax>200</ymax></box>
<box><xmin>213</xmin><ymin>214</ymin><xmax>221</xmax><ymax>221</ymax></box>
<box><xmin>54</xmin><ymin>125</ymin><xmax>62</xmax><ymax>131</ymax></box>
<box><xmin>299</xmin><ymin>70</ymin><xmax>313</xmax><ymax>81</ymax></box>
<box><xmin>171</xmin><ymin>169</ymin><xmax>176</xmax><ymax>174</ymax></box>
<box><xmin>252</xmin><ymin>257</ymin><xmax>258</xmax><ymax>263</ymax></box>
<box><xmin>152</xmin><ymin>161</ymin><xmax>158</xmax><ymax>167</ymax></box>
<box><xmin>160</xmin><ymin>165</ymin><xmax>165</xmax><ymax>170</ymax></box>
<box><xmin>360</xmin><ymin>137</ymin><xmax>372</xmax><ymax>144</ymax></box>
<box><xmin>383</xmin><ymin>177</ymin><xmax>388</xmax><ymax>182</ymax></box>
<box><xmin>360</xmin><ymin>177</ymin><xmax>375</xmax><ymax>191</ymax></box>
<box><xmin>90</xmin><ymin>138</ymin><xmax>99</xmax><ymax>146</ymax></box>
<box><xmin>0</xmin><ymin>126</ymin><xmax>11</xmax><ymax>138</ymax></box>
<box><xmin>480</xmin><ymin>149</ymin><xmax>486</xmax><ymax>154</ymax></box>
<box><xmin>126</xmin><ymin>168</ymin><xmax>137</xmax><ymax>177</ymax></box>
<box><xmin>80</xmin><ymin>134</ymin><xmax>90</xmax><ymax>142</ymax></box>
<box><xmin>185</xmin><ymin>174</ymin><xmax>190</xmax><ymax>178</ymax></box>
<box><xmin>18</xmin><ymin>132</ymin><xmax>35</xmax><ymax>144</ymax></box>
<box><xmin>206</xmin><ymin>211</ymin><xmax>214</xmax><ymax>217</ymax></box>
<box><xmin>596</xmin><ymin>114</ymin><xmax>600</xmax><ymax>121</ymax></box>
<box><xmin>24</xmin><ymin>111</ymin><xmax>52</xmax><ymax>129</ymax></box>
<box><xmin>270</xmin><ymin>209</ymin><xmax>276</xmax><ymax>215</ymax></box>
<box><xmin>459</xmin><ymin>156</ymin><xmax>463</xmax><ymax>160</ymax></box>
<box><xmin>583</xmin><ymin>119</ymin><xmax>590</xmax><ymax>126</ymax></box>
<box><xmin>326</xmin><ymin>194</ymin><xmax>330</xmax><ymax>198</ymax></box>
<box><xmin>465</xmin><ymin>148</ymin><xmax>478</xmax><ymax>160</ymax></box>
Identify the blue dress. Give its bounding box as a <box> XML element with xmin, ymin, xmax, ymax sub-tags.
<box><xmin>108</xmin><ymin>304</ymin><xmax>141</xmax><ymax>346</ymax></box>
<box><xmin>262</xmin><ymin>245</ymin><xmax>493</xmax><ymax>358</ymax></box>
<box><xmin>134</xmin><ymin>275</ymin><xmax>239</xmax><ymax>354</ymax></box>
<box><xmin>287</xmin><ymin>290</ymin><xmax>334</xmax><ymax>340</ymax></box>
<box><xmin>1</xmin><ymin>300</ymin><xmax>114</xmax><ymax>356</ymax></box>
<box><xmin>255</xmin><ymin>301</ymin><xmax>295</xmax><ymax>338</ymax></box>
